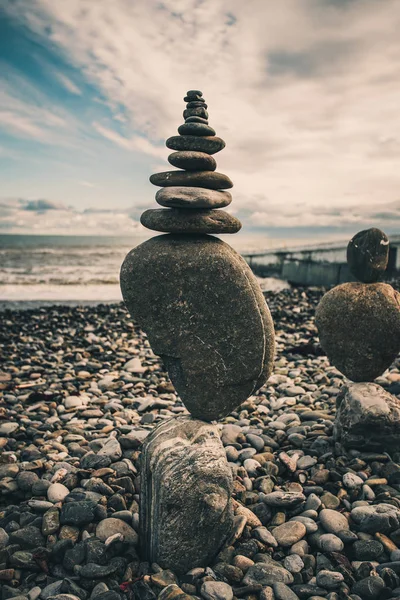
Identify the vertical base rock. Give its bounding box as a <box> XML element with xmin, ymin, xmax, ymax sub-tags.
<box><xmin>334</xmin><ymin>382</ymin><xmax>400</xmax><ymax>451</ymax></box>
<box><xmin>140</xmin><ymin>416</ymin><xmax>233</xmax><ymax>574</ymax></box>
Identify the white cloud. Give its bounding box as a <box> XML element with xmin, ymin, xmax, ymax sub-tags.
<box><xmin>0</xmin><ymin>198</ymin><xmax>144</xmax><ymax>236</ymax></box>
<box><xmin>93</xmin><ymin>122</ymin><xmax>167</xmax><ymax>159</ymax></box>
<box><xmin>3</xmin><ymin>0</ymin><xmax>400</xmax><ymax>231</ymax></box>
<box><xmin>56</xmin><ymin>72</ymin><xmax>82</xmax><ymax>95</ymax></box>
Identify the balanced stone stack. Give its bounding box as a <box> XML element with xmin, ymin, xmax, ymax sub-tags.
<box><xmin>141</xmin><ymin>89</ymin><xmax>241</xmax><ymax>235</ymax></box>
<box><xmin>120</xmin><ymin>90</ymin><xmax>275</xmax><ymax>573</ymax></box>
<box><xmin>315</xmin><ymin>228</ymin><xmax>400</xmax><ymax>450</ymax></box>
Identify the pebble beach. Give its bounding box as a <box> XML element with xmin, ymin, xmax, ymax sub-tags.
<box><xmin>1</xmin><ymin>286</ymin><xmax>400</xmax><ymax>600</ymax></box>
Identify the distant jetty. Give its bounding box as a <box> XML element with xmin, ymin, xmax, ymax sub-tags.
<box><xmin>243</xmin><ymin>234</ymin><xmax>400</xmax><ymax>286</ymax></box>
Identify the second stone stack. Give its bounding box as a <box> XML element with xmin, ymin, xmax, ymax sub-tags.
<box><xmin>141</xmin><ymin>89</ymin><xmax>242</xmax><ymax>234</ymax></box>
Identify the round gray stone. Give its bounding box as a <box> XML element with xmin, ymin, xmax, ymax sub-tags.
<box><xmin>168</xmin><ymin>151</ymin><xmax>216</xmax><ymax>171</ymax></box>
<box><xmin>183</xmin><ymin>107</ymin><xmax>208</xmax><ymax>120</ymax></box>
<box><xmin>315</xmin><ymin>282</ymin><xmax>400</xmax><ymax>381</ymax></box>
<box><xmin>185</xmin><ymin>116</ymin><xmax>209</xmax><ymax>124</ymax></box>
<box><xmin>272</xmin><ymin>522</ymin><xmax>306</xmax><ymax>547</ymax></box>
<box><xmin>149</xmin><ymin>170</ymin><xmax>233</xmax><ymax>190</ymax></box>
<box><xmin>96</xmin><ymin>518</ymin><xmax>138</xmax><ymax>543</ymax></box>
<box><xmin>166</xmin><ymin>135</ymin><xmax>225</xmax><ymax>154</ymax></box>
<box><xmin>178</xmin><ymin>122</ymin><xmax>216</xmax><ymax>136</ymax></box>
<box><xmin>156</xmin><ymin>187</ymin><xmax>232</xmax><ymax>209</ymax></box>
<box><xmin>350</xmin><ymin>503</ymin><xmax>400</xmax><ymax>533</ymax></box>
<box><xmin>140</xmin><ymin>208</ymin><xmax>241</xmax><ymax>234</ymax></box>
<box><xmin>319</xmin><ymin>509</ymin><xmax>349</xmax><ymax>534</ymax></box>
<box><xmin>347</xmin><ymin>227</ymin><xmax>389</xmax><ymax>283</ymax></box>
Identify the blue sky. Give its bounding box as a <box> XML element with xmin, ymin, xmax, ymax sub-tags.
<box><xmin>1</xmin><ymin>0</ymin><xmax>400</xmax><ymax>244</ymax></box>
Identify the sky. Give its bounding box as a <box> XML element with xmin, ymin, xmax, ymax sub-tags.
<box><xmin>0</xmin><ymin>0</ymin><xmax>400</xmax><ymax>245</ymax></box>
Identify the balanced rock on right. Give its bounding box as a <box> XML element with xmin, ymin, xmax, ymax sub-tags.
<box><xmin>316</xmin><ymin>228</ymin><xmax>400</xmax><ymax>450</ymax></box>
<box><xmin>316</xmin><ymin>228</ymin><xmax>400</xmax><ymax>382</ymax></box>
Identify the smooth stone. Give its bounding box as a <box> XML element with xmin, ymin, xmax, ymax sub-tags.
<box><xmin>120</xmin><ymin>235</ymin><xmax>274</xmax><ymax>421</ymax></box>
<box><xmin>352</xmin><ymin>575</ymin><xmax>385</xmax><ymax>599</ymax></box>
<box><xmin>343</xmin><ymin>473</ymin><xmax>364</xmax><ymax>488</ymax></box>
<box><xmin>149</xmin><ymin>170</ymin><xmax>233</xmax><ymax>190</ymax></box>
<box><xmin>319</xmin><ymin>509</ymin><xmax>349</xmax><ymax>534</ymax></box>
<box><xmin>0</xmin><ymin>422</ymin><xmax>18</xmax><ymax>435</ymax></box>
<box><xmin>263</xmin><ymin>492</ymin><xmax>305</xmax><ymax>507</ymax></box>
<box><xmin>186</xmin><ymin>100</ymin><xmax>207</xmax><ymax>108</ymax></box>
<box><xmin>272</xmin><ymin>583</ymin><xmax>300</xmax><ymax>600</ymax></box>
<box><xmin>315</xmin><ymin>282</ymin><xmax>400</xmax><ymax>381</ymax></box>
<box><xmin>156</xmin><ymin>187</ymin><xmax>232</xmax><ymax>210</ymax></box>
<box><xmin>140</xmin><ymin>208</ymin><xmax>241</xmax><ymax>235</ymax></box>
<box><xmin>334</xmin><ymin>382</ymin><xmax>400</xmax><ymax>451</ymax></box>
<box><xmin>185</xmin><ymin>116</ymin><xmax>209</xmax><ymax>124</ymax></box>
<box><xmin>316</xmin><ymin>570</ymin><xmax>344</xmax><ymax>589</ymax></box>
<box><xmin>347</xmin><ymin>228</ymin><xmax>389</xmax><ymax>283</ymax></box>
<box><xmin>289</xmin><ymin>516</ymin><xmax>318</xmax><ymax>534</ymax></box>
<box><xmin>96</xmin><ymin>518</ymin><xmax>138</xmax><ymax>543</ymax></box>
<box><xmin>178</xmin><ymin>123</ymin><xmax>216</xmax><ymax>137</ymax></box>
<box><xmin>200</xmin><ymin>581</ymin><xmax>233</xmax><ymax>600</ymax></box>
<box><xmin>283</xmin><ymin>554</ymin><xmax>304</xmax><ymax>574</ymax></box>
<box><xmin>183</xmin><ymin>107</ymin><xmax>208</xmax><ymax>120</ymax></box>
<box><xmin>184</xmin><ymin>90</ymin><xmax>203</xmax><ymax>100</ymax></box>
<box><xmin>318</xmin><ymin>533</ymin><xmax>344</xmax><ymax>552</ymax></box>
<box><xmin>243</xmin><ymin>563</ymin><xmax>294</xmax><ymax>586</ymax></box>
<box><xmin>168</xmin><ymin>151</ymin><xmax>216</xmax><ymax>171</ymax></box>
<box><xmin>272</xmin><ymin>522</ymin><xmax>307</xmax><ymax>547</ymax></box>
<box><xmin>48</xmin><ymin>483</ymin><xmax>70</xmax><ymax>503</ymax></box>
<box><xmin>140</xmin><ymin>417</ymin><xmax>233</xmax><ymax>574</ymax></box>
<box><xmin>351</xmin><ymin>503</ymin><xmax>400</xmax><ymax>533</ymax></box>
<box><xmin>166</xmin><ymin>135</ymin><xmax>225</xmax><ymax>154</ymax></box>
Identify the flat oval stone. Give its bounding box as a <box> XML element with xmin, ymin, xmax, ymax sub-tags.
<box><xmin>178</xmin><ymin>123</ymin><xmax>216</xmax><ymax>136</ymax></box>
<box><xmin>156</xmin><ymin>187</ymin><xmax>232</xmax><ymax>209</ymax></box>
<box><xmin>316</xmin><ymin>282</ymin><xmax>400</xmax><ymax>381</ymax></box>
<box><xmin>168</xmin><ymin>151</ymin><xmax>216</xmax><ymax>171</ymax></box>
<box><xmin>150</xmin><ymin>170</ymin><xmax>232</xmax><ymax>190</ymax></box>
<box><xmin>167</xmin><ymin>135</ymin><xmax>225</xmax><ymax>154</ymax></box>
<box><xmin>184</xmin><ymin>90</ymin><xmax>203</xmax><ymax>101</ymax></box>
<box><xmin>347</xmin><ymin>228</ymin><xmax>389</xmax><ymax>283</ymax></box>
<box><xmin>140</xmin><ymin>416</ymin><xmax>233</xmax><ymax>573</ymax></box>
<box><xmin>140</xmin><ymin>208</ymin><xmax>241</xmax><ymax>234</ymax></box>
<box><xmin>186</xmin><ymin>101</ymin><xmax>207</xmax><ymax>109</ymax></box>
<box><xmin>120</xmin><ymin>234</ymin><xmax>275</xmax><ymax>420</ymax></box>
<box><xmin>183</xmin><ymin>107</ymin><xmax>208</xmax><ymax>120</ymax></box>
<box><xmin>185</xmin><ymin>116</ymin><xmax>209</xmax><ymax>124</ymax></box>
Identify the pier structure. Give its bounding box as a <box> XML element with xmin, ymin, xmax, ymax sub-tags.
<box><xmin>243</xmin><ymin>234</ymin><xmax>400</xmax><ymax>286</ymax></box>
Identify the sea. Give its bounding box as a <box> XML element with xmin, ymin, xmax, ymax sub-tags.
<box><xmin>0</xmin><ymin>234</ymin><xmax>290</xmax><ymax>309</ymax></box>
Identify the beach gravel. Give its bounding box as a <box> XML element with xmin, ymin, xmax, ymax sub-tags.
<box><xmin>0</xmin><ymin>285</ymin><xmax>399</xmax><ymax>599</ymax></box>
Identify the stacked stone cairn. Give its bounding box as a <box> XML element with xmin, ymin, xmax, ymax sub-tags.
<box><xmin>316</xmin><ymin>228</ymin><xmax>400</xmax><ymax>451</ymax></box>
<box><xmin>140</xmin><ymin>89</ymin><xmax>241</xmax><ymax>234</ymax></box>
<box><xmin>120</xmin><ymin>90</ymin><xmax>275</xmax><ymax>574</ymax></box>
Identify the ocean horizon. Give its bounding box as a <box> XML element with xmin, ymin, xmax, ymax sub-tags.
<box><xmin>0</xmin><ymin>233</ymin><xmax>290</xmax><ymax>307</ymax></box>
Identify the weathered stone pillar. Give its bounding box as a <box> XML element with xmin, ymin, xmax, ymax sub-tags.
<box><xmin>120</xmin><ymin>90</ymin><xmax>275</xmax><ymax>572</ymax></box>
<box><xmin>315</xmin><ymin>228</ymin><xmax>400</xmax><ymax>450</ymax></box>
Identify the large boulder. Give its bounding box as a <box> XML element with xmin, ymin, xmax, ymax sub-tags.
<box><xmin>120</xmin><ymin>234</ymin><xmax>275</xmax><ymax>420</ymax></box>
<box><xmin>334</xmin><ymin>382</ymin><xmax>400</xmax><ymax>451</ymax></box>
<box><xmin>140</xmin><ymin>416</ymin><xmax>233</xmax><ymax>574</ymax></box>
<box><xmin>315</xmin><ymin>282</ymin><xmax>400</xmax><ymax>381</ymax></box>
